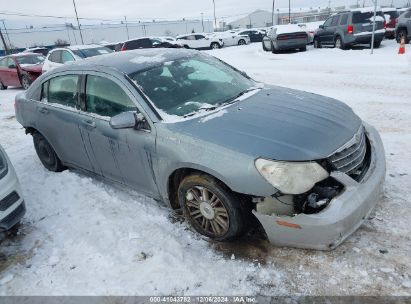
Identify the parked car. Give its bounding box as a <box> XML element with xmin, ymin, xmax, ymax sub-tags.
<box><xmin>120</xmin><ymin>37</ymin><xmax>181</xmax><ymax>51</ymax></box>
<box><xmin>101</xmin><ymin>42</ymin><xmax>123</xmax><ymax>52</ymax></box>
<box><xmin>237</xmin><ymin>29</ymin><xmax>265</xmax><ymax>42</ymax></box>
<box><xmin>176</xmin><ymin>34</ymin><xmax>223</xmax><ymax>49</ymax></box>
<box><xmin>15</xmin><ymin>49</ymin><xmax>386</xmax><ymax>250</ymax></box>
<box><xmin>382</xmin><ymin>7</ymin><xmax>399</xmax><ymax>39</ymax></box>
<box><xmin>207</xmin><ymin>32</ymin><xmax>250</xmax><ymax>46</ymax></box>
<box><xmin>0</xmin><ymin>145</ymin><xmax>25</xmax><ymax>238</ymax></box>
<box><xmin>297</xmin><ymin>21</ymin><xmax>324</xmax><ymax>44</ymax></box>
<box><xmin>0</xmin><ymin>53</ymin><xmax>44</xmax><ymax>90</ymax></box>
<box><xmin>262</xmin><ymin>24</ymin><xmax>309</xmax><ymax>53</ymax></box>
<box><xmin>42</xmin><ymin>45</ymin><xmax>112</xmax><ymax>73</ymax></box>
<box><xmin>22</xmin><ymin>47</ymin><xmax>49</xmax><ymax>56</ymax></box>
<box><xmin>314</xmin><ymin>8</ymin><xmax>386</xmax><ymax>49</ymax></box>
<box><xmin>396</xmin><ymin>8</ymin><xmax>411</xmax><ymax>43</ymax></box>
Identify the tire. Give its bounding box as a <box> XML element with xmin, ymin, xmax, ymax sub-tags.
<box><xmin>313</xmin><ymin>37</ymin><xmax>322</xmax><ymax>48</ymax></box>
<box><xmin>300</xmin><ymin>46</ymin><xmax>307</xmax><ymax>52</ymax></box>
<box><xmin>0</xmin><ymin>81</ymin><xmax>7</xmax><ymax>90</ymax></box>
<box><xmin>33</xmin><ymin>132</ymin><xmax>65</xmax><ymax>172</ymax></box>
<box><xmin>21</xmin><ymin>75</ymin><xmax>31</xmax><ymax>90</ymax></box>
<box><xmin>178</xmin><ymin>173</ymin><xmax>245</xmax><ymax>241</ymax></box>
<box><xmin>335</xmin><ymin>36</ymin><xmax>345</xmax><ymax>50</ymax></box>
<box><xmin>373</xmin><ymin>40</ymin><xmax>381</xmax><ymax>48</ymax></box>
<box><xmin>210</xmin><ymin>42</ymin><xmax>220</xmax><ymax>50</ymax></box>
<box><xmin>238</xmin><ymin>39</ymin><xmax>246</xmax><ymax>46</ymax></box>
<box><xmin>396</xmin><ymin>30</ymin><xmax>409</xmax><ymax>44</ymax></box>
<box><xmin>183</xmin><ymin>45</ymin><xmax>190</xmax><ymax>49</ymax></box>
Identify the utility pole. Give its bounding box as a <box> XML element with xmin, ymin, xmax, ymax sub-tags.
<box><xmin>201</xmin><ymin>13</ymin><xmax>205</xmax><ymax>32</ymax></box>
<box><xmin>212</xmin><ymin>0</ymin><xmax>217</xmax><ymax>30</ymax></box>
<box><xmin>1</xmin><ymin>20</ymin><xmax>11</xmax><ymax>48</ymax></box>
<box><xmin>277</xmin><ymin>9</ymin><xmax>280</xmax><ymax>25</ymax></box>
<box><xmin>271</xmin><ymin>0</ymin><xmax>275</xmax><ymax>26</ymax></box>
<box><xmin>288</xmin><ymin>0</ymin><xmax>291</xmax><ymax>24</ymax></box>
<box><xmin>0</xmin><ymin>27</ymin><xmax>9</xmax><ymax>54</ymax></box>
<box><xmin>124</xmin><ymin>16</ymin><xmax>130</xmax><ymax>40</ymax></box>
<box><xmin>72</xmin><ymin>0</ymin><xmax>84</xmax><ymax>44</ymax></box>
<box><xmin>370</xmin><ymin>0</ymin><xmax>377</xmax><ymax>54</ymax></box>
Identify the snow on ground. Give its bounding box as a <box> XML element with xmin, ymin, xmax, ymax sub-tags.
<box><xmin>0</xmin><ymin>40</ymin><xmax>410</xmax><ymax>295</ymax></box>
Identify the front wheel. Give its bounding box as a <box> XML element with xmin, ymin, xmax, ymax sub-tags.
<box><xmin>21</xmin><ymin>75</ymin><xmax>31</xmax><ymax>90</ymax></box>
<box><xmin>178</xmin><ymin>174</ymin><xmax>245</xmax><ymax>241</ymax></box>
<box><xmin>33</xmin><ymin>132</ymin><xmax>66</xmax><ymax>172</ymax></box>
<box><xmin>210</xmin><ymin>42</ymin><xmax>220</xmax><ymax>50</ymax></box>
<box><xmin>0</xmin><ymin>81</ymin><xmax>7</xmax><ymax>90</ymax></box>
<box><xmin>238</xmin><ymin>39</ymin><xmax>246</xmax><ymax>45</ymax></box>
<box><xmin>313</xmin><ymin>37</ymin><xmax>322</xmax><ymax>48</ymax></box>
<box><xmin>335</xmin><ymin>36</ymin><xmax>345</xmax><ymax>50</ymax></box>
<box><xmin>396</xmin><ymin>30</ymin><xmax>409</xmax><ymax>44</ymax></box>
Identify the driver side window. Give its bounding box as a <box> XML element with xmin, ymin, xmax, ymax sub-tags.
<box><xmin>323</xmin><ymin>18</ymin><xmax>332</xmax><ymax>27</ymax></box>
<box><xmin>85</xmin><ymin>75</ymin><xmax>137</xmax><ymax>117</ymax></box>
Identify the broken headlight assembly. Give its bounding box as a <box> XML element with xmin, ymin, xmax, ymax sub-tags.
<box><xmin>255</xmin><ymin>159</ymin><xmax>329</xmax><ymax>195</ymax></box>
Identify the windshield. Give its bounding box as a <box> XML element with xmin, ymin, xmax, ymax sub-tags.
<box><xmin>16</xmin><ymin>55</ymin><xmax>45</xmax><ymax>65</ymax></box>
<box><xmin>72</xmin><ymin>47</ymin><xmax>112</xmax><ymax>58</ymax></box>
<box><xmin>129</xmin><ymin>54</ymin><xmax>255</xmax><ymax>117</ymax></box>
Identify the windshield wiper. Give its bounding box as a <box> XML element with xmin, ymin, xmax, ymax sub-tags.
<box><xmin>217</xmin><ymin>87</ymin><xmax>261</xmax><ymax>107</ymax></box>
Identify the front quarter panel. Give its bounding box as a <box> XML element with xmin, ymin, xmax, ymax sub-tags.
<box><xmin>154</xmin><ymin>124</ymin><xmax>277</xmax><ymax>205</ymax></box>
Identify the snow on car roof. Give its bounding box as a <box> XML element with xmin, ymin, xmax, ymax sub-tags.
<box><xmin>381</xmin><ymin>7</ymin><xmax>397</xmax><ymax>12</ymax></box>
<box><xmin>272</xmin><ymin>24</ymin><xmax>306</xmax><ymax>35</ymax></box>
<box><xmin>351</xmin><ymin>6</ymin><xmax>382</xmax><ymax>13</ymax></box>
<box><xmin>67</xmin><ymin>44</ymin><xmax>105</xmax><ymax>50</ymax></box>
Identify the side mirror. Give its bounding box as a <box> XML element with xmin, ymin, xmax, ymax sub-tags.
<box><xmin>319</xmin><ymin>25</ymin><xmax>324</xmax><ymax>29</ymax></box>
<box><xmin>110</xmin><ymin>112</ymin><xmax>137</xmax><ymax>129</ymax></box>
<box><xmin>8</xmin><ymin>64</ymin><xmax>16</xmax><ymax>69</ymax></box>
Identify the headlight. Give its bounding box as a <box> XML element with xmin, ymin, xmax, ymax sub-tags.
<box><xmin>0</xmin><ymin>149</ymin><xmax>8</xmax><ymax>180</ymax></box>
<box><xmin>255</xmin><ymin>159</ymin><xmax>329</xmax><ymax>194</ymax></box>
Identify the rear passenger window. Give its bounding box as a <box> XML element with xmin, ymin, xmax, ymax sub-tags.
<box><xmin>340</xmin><ymin>14</ymin><xmax>348</xmax><ymax>25</ymax></box>
<box><xmin>48</xmin><ymin>75</ymin><xmax>79</xmax><ymax>108</ymax></box>
<box><xmin>85</xmin><ymin>75</ymin><xmax>136</xmax><ymax>117</ymax></box>
<box><xmin>330</xmin><ymin>15</ymin><xmax>340</xmax><ymax>26</ymax></box>
<box><xmin>48</xmin><ymin>51</ymin><xmax>61</xmax><ymax>63</ymax></box>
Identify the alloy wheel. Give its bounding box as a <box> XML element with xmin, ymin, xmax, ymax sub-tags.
<box><xmin>184</xmin><ymin>186</ymin><xmax>229</xmax><ymax>237</ymax></box>
<box><xmin>22</xmin><ymin>76</ymin><xmax>30</xmax><ymax>90</ymax></box>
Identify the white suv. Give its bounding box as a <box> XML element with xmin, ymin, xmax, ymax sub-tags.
<box><xmin>42</xmin><ymin>45</ymin><xmax>112</xmax><ymax>73</ymax></box>
<box><xmin>0</xmin><ymin>145</ymin><xmax>25</xmax><ymax>238</ymax></box>
<box><xmin>176</xmin><ymin>33</ymin><xmax>224</xmax><ymax>49</ymax></box>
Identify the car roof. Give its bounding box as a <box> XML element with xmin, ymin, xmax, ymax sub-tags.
<box><xmin>52</xmin><ymin>48</ymin><xmax>199</xmax><ymax>75</ymax></box>
<box><xmin>7</xmin><ymin>52</ymin><xmax>42</xmax><ymax>58</ymax></box>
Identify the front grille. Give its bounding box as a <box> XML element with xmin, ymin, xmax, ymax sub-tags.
<box><xmin>329</xmin><ymin>127</ymin><xmax>369</xmax><ymax>180</ymax></box>
<box><xmin>0</xmin><ymin>191</ymin><xmax>20</xmax><ymax>211</ymax></box>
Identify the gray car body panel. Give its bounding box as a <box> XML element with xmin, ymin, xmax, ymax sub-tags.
<box><xmin>396</xmin><ymin>9</ymin><xmax>411</xmax><ymax>39</ymax></box>
<box><xmin>15</xmin><ymin>49</ymin><xmax>386</xmax><ymax>249</ymax></box>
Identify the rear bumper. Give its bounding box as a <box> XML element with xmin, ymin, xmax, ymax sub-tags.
<box><xmin>253</xmin><ymin>123</ymin><xmax>386</xmax><ymax>250</ymax></box>
<box><xmin>350</xmin><ymin>32</ymin><xmax>385</xmax><ymax>44</ymax></box>
<box><xmin>275</xmin><ymin>38</ymin><xmax>307</xmax><ymax>50</ymax></box>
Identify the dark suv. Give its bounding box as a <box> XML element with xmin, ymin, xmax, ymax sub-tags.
<box><xmin>314</xmin><ymin>9</ymin><xmax>386</xmax><ymax>49</ymax></box>
<box><xmin>396</xmin><ymin>9</ymin><xmax>411</xmax><ymax>43</ymax></box>
<box><xmin>120</xmin><ymin>37</ymin><xmax>180</xmax><ymax>51</ymax></box>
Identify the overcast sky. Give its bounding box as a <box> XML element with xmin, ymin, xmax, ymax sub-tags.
<box><xmin>1</xmin><ymin>0</ymin><xmax>408</xmax><ymax>28</ymax></box>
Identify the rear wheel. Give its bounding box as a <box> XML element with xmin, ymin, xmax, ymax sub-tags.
<box><xmin>238</xmin><ymin>39</ymin><xmax>246</xmax><ymax>45</ymax></box>
<box><xmin>373</xmin><ymin>40</ymin><xmax>381</xmax><ymax>48</ymax></box>
<box><xmin>335</xmin><ymin>36</ymin><xmax>345</xmax><ymax>50</ymax></box>
<box><xmin>21</xmin><ymin>75</ymin><xmax>31</xmax><ymax>90</ymax></box>
<box><xmin>33</xmin><ymin>132</ymin><xmax>65</xmax><ymax>172</ymax></box>
<box><xmin>210</xmin><ymin>42</ymin><xmax>220</xmax><ymax>50</ymax></box>
<box><xmin>313</xmin><ymin>37</ymin><xmax>322</xmax><ymax>48</ymax></box>
<box><xmin>271</xmin><ymin>42</ymin><xmax>278</xmax><ymax>54</ymax></box>
<box><xmin>262</xmin><ymin>41</ymin><xmax>269</xmax><ymax>51</ymax></box>
<box><xmin>178</xmin><ymin>174</ymin><xmax>245</xmax><ymax>241</ymax></box>
<box><xmin>0</xmin><ymin>81</ymin><xmax>7</xmax><ymax>90</ymax></box>
<box><xmin>300</xmin><ymin>46</ymin><xmax>307</xmax><ymax>52</ymax></box>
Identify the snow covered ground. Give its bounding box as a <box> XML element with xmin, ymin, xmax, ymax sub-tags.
<box><xmin>0</xmin><ymin>40</ymin><xmax>410</xmax><ymax>296</ymax></box>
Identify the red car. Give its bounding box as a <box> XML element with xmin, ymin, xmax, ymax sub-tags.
<box><xmin>0</xmin><ymin>53</ymin><xmax>44</xmax><ymax>90</ymax></box>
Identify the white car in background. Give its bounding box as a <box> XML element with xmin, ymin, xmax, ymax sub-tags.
<box><xmin>0</xmin><ymin>145</ymin><xmax>25</xmax><ymax>238</ymax></box>
<box><xmin>42</xmin><ymin>44</ymin><xmax>112</xmax><ymax>73</ymax></box>
<box><xmin>176</xmin><ymin>33</ymin><xmax>224</xmax><ymax>49</ymax></box>
<box><xmin>207</xmin><ymin>32</ymin><xmax>250</xmax><ymax>46</ymax></box>
<box><xmin>297</xmin><ymin>21</ymin><xmax>324</xmax><ymax>44</ymax></box>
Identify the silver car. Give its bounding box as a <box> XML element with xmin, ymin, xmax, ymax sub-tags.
<box><xmin>15</xmin><ymin>49</ymin><xmax>385</xmax><ymax>250</ymax></box>
<box><xmin>0</xmin><ymin>145</ymin><xmax>25</xmax><ymax>236</ymax></box>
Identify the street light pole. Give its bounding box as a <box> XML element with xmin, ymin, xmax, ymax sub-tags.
<box><xmin>271</xmin><ymin>0</ymin><xmax>275</xmax><ymax>26</ymax></box>
<box><xmin>288</xmin><ymin>0</ymin><xmax>291</xmax><ymax>24</ymax></box>
<box><xmin>370</xmin><ymin>0</ymin><xmax>377</xmax><ymax>54</ymax></box>
<box><xmin>124</xmin><ymin>16</ymin><xmax>130</xmax><ymax>40</ymax></box>
<box><xmin>0</xmin><ymin>28</ymin><xmax>9</xmax><ymax>54</ymax></box>
<box><xmin>201</xmin><ymin>13</ymin><xmax>205</xmax><ymax>32</ymax></box>
<box><xmin>212</xmin><ymin>0</ymin><xmax>217</xmax><ymax>30</ymax></box>
<box><xmin>72</xmin><ymin>0</ymin><xmax>84</xmax><ymax>44</ymax></box>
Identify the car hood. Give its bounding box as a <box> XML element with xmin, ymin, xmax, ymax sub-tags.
<box><xmin>166</xmin><ymin>86</ymin><xmax>362</xmax><ymax>161</ymax></box>
<box><xmin>20</xmin><ymin>64</ymin><xmax>43</xmax><ymax>73</ymax></box>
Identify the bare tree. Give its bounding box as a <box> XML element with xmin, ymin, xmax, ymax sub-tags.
<box><xmin>55</xmin><ymin>39</ymin><xmax>69</xmax><ymax>46</ymax></box>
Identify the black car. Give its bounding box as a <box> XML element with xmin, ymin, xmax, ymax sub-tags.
<box><xmin>237</xmin><ymin>30</ymin><xmax>265</xmax><ymax>43</ymax></box>
<box><xmin>120</xmin><ymin>37</ymin><xmax>181</xmax><ymax>51</ymax></box>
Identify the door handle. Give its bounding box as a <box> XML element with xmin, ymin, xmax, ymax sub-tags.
<box><xmin>82</xmin><ymin>119</ymin><xmax>96</xmax><ymax>128</ymax></box>
<box><xmin>37</xmin><ymin>107</ymin><xmax>49</xmax><ymax>114</ymax></box>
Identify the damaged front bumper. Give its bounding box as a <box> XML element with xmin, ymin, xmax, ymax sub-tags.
<box><xmin>253</xmin><ymin>124</ymin><xmax>386</xmax><ymax>250</ymax></box>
